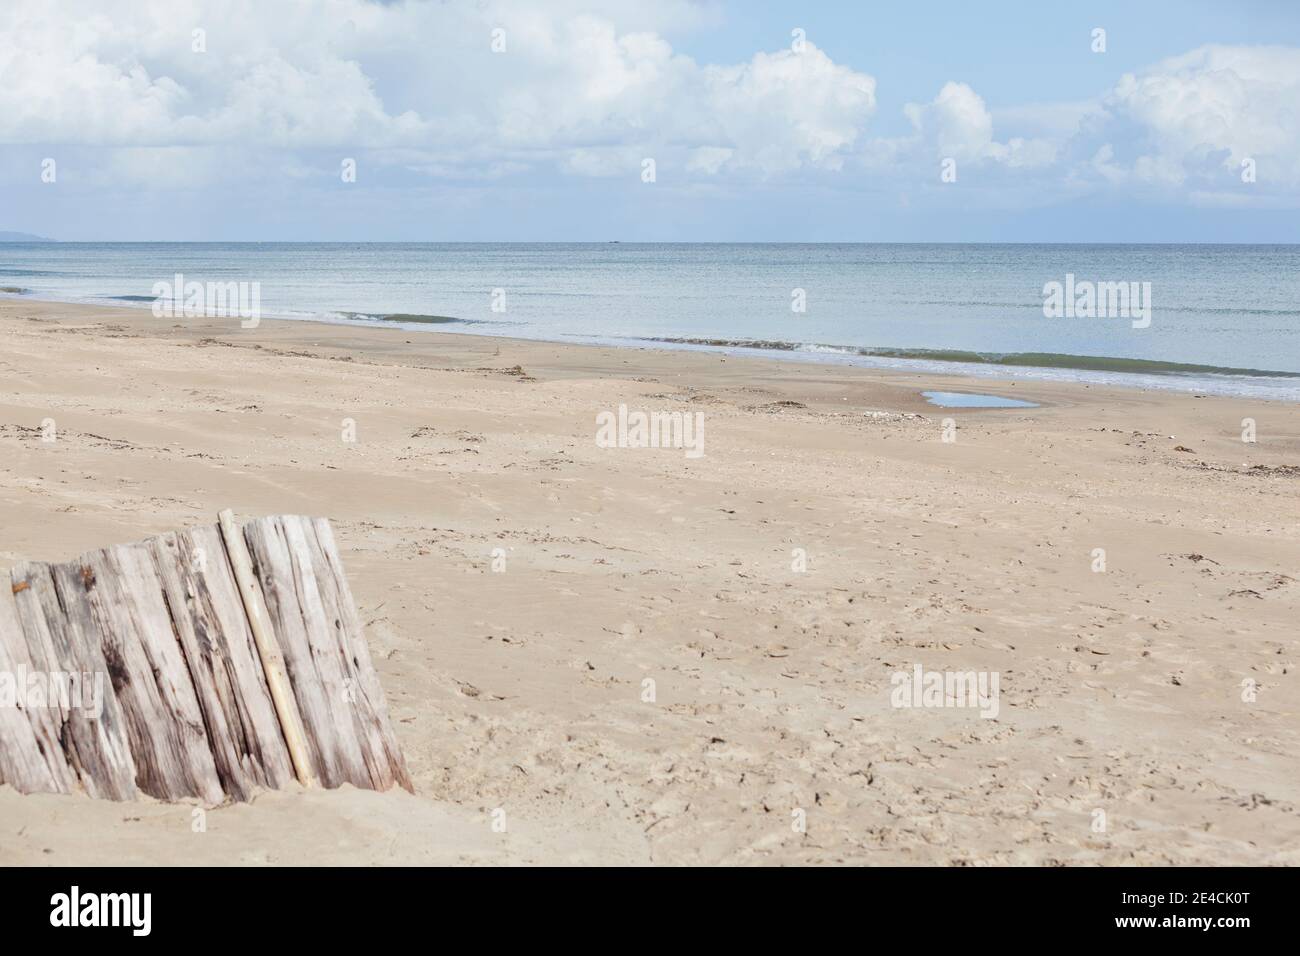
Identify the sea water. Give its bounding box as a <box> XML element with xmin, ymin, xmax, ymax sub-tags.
<box><xmin>2</xmin><ymin>242</ymin><xmax>1298</xmax><ymax>400</ymax></box>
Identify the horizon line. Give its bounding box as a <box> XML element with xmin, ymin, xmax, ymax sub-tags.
<box><xmin>6</xmin><ymin>239</ymin><xmax>1300</xmax><ymax>246</ymax></box>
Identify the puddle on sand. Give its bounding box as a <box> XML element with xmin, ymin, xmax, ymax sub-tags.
<box><xmin>922</xmin><ymin>391</ymin><xmax>1039</xmax><ymax>408</ymax></box>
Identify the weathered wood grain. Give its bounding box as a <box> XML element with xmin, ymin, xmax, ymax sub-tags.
<box><xmin>0</xmin><ymin>582</ymin><xmax>77</xmax><ymax>794</ymax></box>
<box><xmin>306</xmin><ymin>517</ymin><xmax>412</xmax><ymax>792</ymax></box>
<box><xmin>243</xmin><ymin>515</ymin><xmax>360</xmax><ymax>787</ymax></box>
<box><xmin>1</xmin><ymin>514</ymin><xmax>410</xmax><ymax>804</ymax></box>
<box><xmin>243</xmin><ymin>515</ymin><xmax>411</xmax><ymax>792</ymax></box>
<box><xmin>75</xmin><ymin>544</ymin><xmax>225</xmax><ymax>804</ymax></box>
<box><xmin>151</xmin><ymin>527</ymin><xmax>295</xmax><ymax>800</ymax></box>
<box><xmin>217</xmin><ymin>509</ymin><xmax>316</xmax><ymax>789</ymax></box>
<box><xmin>9</xmin><ymin>562</ymin><xmax>137</xmax><ymax>800</ymax></box>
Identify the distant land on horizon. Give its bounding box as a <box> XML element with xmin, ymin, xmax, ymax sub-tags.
<box><xmin>0</xmin><ymin>231</ymin><xmax>54</xmax><ymax>242</ymax></box>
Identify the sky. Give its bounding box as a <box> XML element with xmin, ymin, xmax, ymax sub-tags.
<box><xmin>2</xmin><ymin>0</ymin><xmax>1299</xmax><ymax>242</ymax></box>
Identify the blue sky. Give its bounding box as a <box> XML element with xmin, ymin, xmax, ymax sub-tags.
<box><xmin>677</xmin><ymin>1</ymin><xmax>1300</xmax><ymax>116</ymax></box>
<box><xmin>2</xmin><ymin>0</ymin><xmax>1299</xmax><ymax>242</ymax></box>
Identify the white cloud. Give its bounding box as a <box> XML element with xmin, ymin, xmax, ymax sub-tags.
<box><xmin>0</xmin><ymin>0</ymin><xmax>876</xmax><ymax>180</ymax></box>
<box><xmin>904</xmin><ymin>82</ymin><xmax>995</xmax><ymax>162</ymax></box>
<box><xmin>902</xmin><ymin>82</ymin><xmax>1056</xmax><ymax>168</ymax></box>
<box><xmin>687</xmin><ymin>146</ymin><xmax>734</xmax><ymax>175</ymax></box>
<box><xmin>701</xmin><ymin>46</ymin><xmax>876</xmax><ymax>174</ymax></box>
<box><xmin>877</xmin><ymin>45</ymin><xmax>1300</xmax><ymax>205</ymax></box>
<box><xmin>1</xmin><ymin>1</ymin><xmax>1297</xmax><ymax>213</ymax></box>
<box><xmin>1068</xmin><ymin>44</ymin><xmax>1300</xmax><ymax>192</ymax></box>
<box><xmin>1112</xmin><ymin>46</ymin><xmax>1300</xmax><ymax>160</ymax></box>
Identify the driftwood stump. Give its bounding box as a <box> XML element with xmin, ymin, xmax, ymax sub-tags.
<box><xmin>0</xmin><ymin>515</ymin><xmax>411</xmax><ymax>803</ymax></box>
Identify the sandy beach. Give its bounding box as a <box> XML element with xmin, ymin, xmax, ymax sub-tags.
<box><xmin>1</xmin><ymin>297</ymin><xmax>1296</xmax><ymax>866</ymax></box>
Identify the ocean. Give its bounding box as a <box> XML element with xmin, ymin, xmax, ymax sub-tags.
<box><xmin>3</xmin><ymin>242</ymin><xmax>1299</xmax><ymax>400</ymax></box>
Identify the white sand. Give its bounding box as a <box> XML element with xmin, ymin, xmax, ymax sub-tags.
<box><xmin>1</xmin><ymin>299</ymin><xmax>1297</xmax><ymax>865</ymax></box>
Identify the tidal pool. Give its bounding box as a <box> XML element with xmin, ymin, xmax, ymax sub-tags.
<box><xmin>921</xmin><ymin>391</ymin><xmax>1039</xmax><ymax>408</ymax></box>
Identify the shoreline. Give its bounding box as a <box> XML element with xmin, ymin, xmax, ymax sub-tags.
<box><xmin>2</xmin><ymin>297</ymin><xmax>1298</xmax><ymax>865</ymax></box>
<box><xmin>3</xmin><ymin>290</ymin><xmax>1298</xmax><ymax>403</ymax></box>
<box><xmin>9</xmin><ymin>295</ymin><xmax>1300</xmax><ymax>414</ymax></box>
